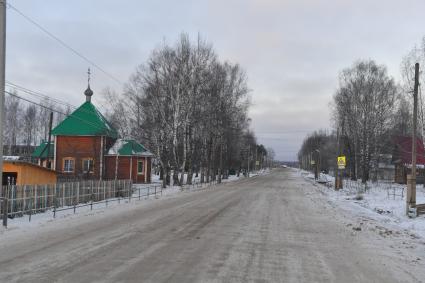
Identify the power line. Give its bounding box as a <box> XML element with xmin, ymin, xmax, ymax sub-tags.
<box><xmin>6</xmin><ymin>80</ymin><xmax>77</xmax><ymax>110</ymax></box>
<box><xmin>6</xmin><ymin>90</ymin><xmax>66</xmax><ymax>115</ymax></box>
<box><xmin>5</xmin><ymin>80</ymin><xmax>112</xmax><ymax>123</ymax></box>
<box><xmin>7</xmin><ymin>2</ymin><xmax>124</xmax><ymax>86</ymax></box>
<box><xmin>5</xmin><ymin>90</ymin><xmax>113</xmax><ymax>134</ymax></box>
<box><xmin>256</xmin><ymin>130</ymin><xmax>326</xmax><ymax>134</ymax></box>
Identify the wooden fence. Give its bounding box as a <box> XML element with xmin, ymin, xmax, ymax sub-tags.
<box><xmin>0</xmin><ymin>179</ymin><xmax>132</xmax><ymax>220</ymax></box>
<box><xmin>0</xmin><ymin>177</ymin><xmax>228</xmax><ymax>227</ymax></box>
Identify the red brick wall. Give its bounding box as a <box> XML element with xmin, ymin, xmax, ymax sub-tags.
<box><xmin>105</xmin><ymin>156</ymin><xmax>130</xmax><ymax>180</ymax></box>
<box><xmin>55</xmin><ymin>136</ymin><xmax>107</xmax><ymax>179</ymax></box>
<box><xmin>104</xmin><ymin>156</ymin><xmax>152</xmax><ymax>183</ymax></box>
<box><xmin>147</xmin><ymin>157</ymin><xmax>151</xmax><ymax>183</ymax></box>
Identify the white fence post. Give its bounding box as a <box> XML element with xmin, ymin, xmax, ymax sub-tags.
<box><xmin>44</xmin><ymin>185</ymin><xmax>47</xmax><ymax>211</ymax></box>
<box><xmin>23</xmin><ymin>185</ymin><xmax>26</xmax><ymax>213</ymax></box>
<box><xmin>128</xmin><ymin>180</ymin><xmax>131</xmax><ymax>202</ymax></box>
<box><xmin>34</xmin><ymin>185</ymin><xmax>38</xmax><ymax>213</ymax></box>
<box><xmin>62</xmin><ymin>183</ymin><xmax>65</xmax><ymax>207</ymax></box>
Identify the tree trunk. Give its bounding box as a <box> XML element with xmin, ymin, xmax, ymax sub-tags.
<box><xmin>187</xmin><ymin>167</ymin><xmax>193</xmax><ymax>185</ymax></box>
<box><xmin>162</xmin><ymin>167</ymin><xmax>167</xmax><ymax>188</ymax></box>
<box><xmin>173</xmin><ymin>170</ymin><xmax>180</xmax><ymax>186</ymax></box>
<box><xmin>166</xmin><ymin>167</ymin><xmax>170</xmax><ymax>186</ymax></box>
<box><xmin>206</xmin><ymin>139</ymin><xmax>212</xmax><ymax>182</ymax></box>
<box><xmin>218</xmin><ymin>141</ymin><xmax>223</xmax><ymax>183</ymax></box>
<box><xmin>179</xmin><ymin>124</ymin><xmax>188</xmax><ymax>186</ymax></box>
<box><xmin>159</xmin><ymin>166</ymin><xmax>164</xmax><ymax>180</ymax></box>
<box><xmin>179</xmin><ymin>171</ymin><xmax>184</xmax><ymax>186</ymax></box>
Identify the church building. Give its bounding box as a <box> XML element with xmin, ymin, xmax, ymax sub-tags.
<box><xmin>33</xmin><ymin>73</ymin><xmax>153</xmax><ymax>183</ymax></box>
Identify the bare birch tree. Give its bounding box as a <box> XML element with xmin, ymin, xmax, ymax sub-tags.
<box><xmin>103</xmin><ymin>33</ymin><xmax>268</xmax><ymax>188</ymax></box>
<box><xmin>332</xmin><ymin>60</ymin><xmax>397</xmax><ymax>182</ymax></box>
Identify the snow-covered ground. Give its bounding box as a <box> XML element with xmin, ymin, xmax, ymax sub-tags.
<box><xmin>1</xmin><ymin>168</ymin><xmax>423</xmax><ymax>282</ymax></box>
<box><xmin>0</xmin><ymin>170</ymin><xmax>270</xmax><ymax>233</ymax></box>
<box><xmin>298</xmin><ymin>168</ymin><xmax>425</xmax><ymax>239</ymax></box>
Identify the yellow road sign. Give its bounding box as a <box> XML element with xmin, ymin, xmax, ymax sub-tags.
<box><xmin>337</xmin><ymin>156</ymin><xmax>346</xmax><ymax>169</ymax></box>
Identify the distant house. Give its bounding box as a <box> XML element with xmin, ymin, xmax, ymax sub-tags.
<box><xmin>392</xmin><ymin>136</ymin><xmax>425</xmax><ymax>184</ymax></box>
<box><xmin>376</xmin><ymin>154</ymin><xmax>395</xmax><ymax>181</ymax></box>
<box><xmin>35</xmin><ymin>81</ymin><xmax>153</xmax><ymax>183</ymax></box>
<box><xmin>2</xmin><ymin>144</ymin><xmax>36</xmax><ymax>160</ymax></box>
<box><xmin>32</xmin><ymin>141</ymin><xmax>54</xmax><ymax>168</ymax></box>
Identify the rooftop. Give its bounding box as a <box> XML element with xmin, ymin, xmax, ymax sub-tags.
<box><xmin>393</xmin><ymin>136</ymin><xmax>425</xmax><ymax>165</ymax></box>
<box><xmin>107</xmin><ymin>139</ymin><xmax>153</xmax><ymax>156</ymax></box>
<box><xmin>51</xmin><ymin>101</ymin><xmax>118</xmax><ymax>138</ymax></box>
<box><xmin>32</xmin><ymin>141</ymin><xmax>54</xmax><ymax>159</ymax></box>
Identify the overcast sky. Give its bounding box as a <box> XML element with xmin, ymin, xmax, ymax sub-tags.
<box><xmin>5</xmin><ymin>0</ymin><xmax>425</xmax><ymax>161</ymax></box>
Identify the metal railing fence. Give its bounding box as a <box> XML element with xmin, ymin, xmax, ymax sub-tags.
<box><xmin>0</xmin><ymin>179</ymin><xmax>132</xmax><ymax>224</ymax></box>
<box><xmin>1</xmin><ymin>177</ymin><xmax>226</xmax><ymax>227</ymax></box>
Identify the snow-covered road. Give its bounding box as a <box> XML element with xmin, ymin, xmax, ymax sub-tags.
<box><xmin>0</xmin><ymin>169</ymin><xmax>424</xmax><ymax>282</ymax></box>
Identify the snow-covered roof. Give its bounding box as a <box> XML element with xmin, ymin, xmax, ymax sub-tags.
<box><xmin>108</xmin><ymin>139</ymin><xmax>126</xmax><ymax>155</ymax></box>
<box><xmin>107</xmin><ymin>139</ymin><xmax>154</xmax><ymax>157</ymax></box>
<box><xmin>3</xmin><ymin>156</ymin><xmax>21</xmax><ymax>161</ymax></box>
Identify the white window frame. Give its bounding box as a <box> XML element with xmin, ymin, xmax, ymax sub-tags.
<box><xmin>63</xmin><ymin>158</ymin><xmax>75</xmax><ymax>173</ymax></box>
<box><xmin>82</xmin><ymin>158</ymin><xmax>94</xmax><ymax>173</ymax></box>
<box><xmin>137</xmin><ymin>160</ymin><xmax>144</xmax><ymax>175</ymax></box>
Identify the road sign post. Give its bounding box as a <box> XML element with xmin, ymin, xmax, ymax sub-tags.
<box><xmin>336</xmin><ymin>156</ymin><xmax>345</xmax><ymax>190</ymax></box>
<box><xmin>337</xmin><ymin>156</ymin><xmax>346</xmax><ymax>170</ymax></box>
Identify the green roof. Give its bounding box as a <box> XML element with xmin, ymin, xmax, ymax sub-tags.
<box><xmin>32</xmin><ymin>141</ymin><xmax>54</xmax><ymax>159</ymax></box>
<box><xmin>52</xmin><ymin>101</ymin><xmax>118</xmax><ymax>138</ymax></box>
<box><xmin>107</xmin><ymin>139</ymin><xmax>153</xmax><ymax>156</ymax></box>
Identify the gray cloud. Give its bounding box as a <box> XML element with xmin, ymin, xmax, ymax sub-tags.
<box><xmin>5</xmin><ymin>0</ymin><xmax>425</xmax><ymax>160</ymax></box>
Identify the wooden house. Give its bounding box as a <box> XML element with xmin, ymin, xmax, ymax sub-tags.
<box><xmin>32</xmin><ymin>141</ymin><xmax>54</xmax><ymax>168</ymax></box>
<box><xmin>392</xmin><ymin>136</ymin><xmax>425</xmax><ymax>184</ymax></box>
<box><xmin>2</xmin><ymin>160</ymin><xmax>57</xmax><ymax>186</ymax></box>
<box><xmin>43</xmin><ymin>82</ymin><xmax>153</xmax><ymax>183</ymax></box>
<box><xmin>104</xmin><ymin>139</ymin><xmax>153</xmax><ymax>183</ymax></box>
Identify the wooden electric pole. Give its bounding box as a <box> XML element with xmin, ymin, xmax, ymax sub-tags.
<box><xmin>46</xmin><ymin>112</ymin><xmax>53</xmax><ymax>169</ymax></box>
<box><xmin>335</xmin><ymin>128</ymin><xmax>340</xmax><ymax>190</ymax></box>
<box><xmin>247</xmin><ymin>147</ymin><xmax>250</xmax><ymax>177</ymax></box>
<box><xmin>407</xmin><ymin>63</ymin><xmax>420</xmax><ymax>215</ymax></box>
<box><xmin>0</xmin><ymin>0</ymin><xmax>6</xmax><ymax>227</ymax></box>
<box><xmin>255</xmin><ymin>145</ymin><xmax>258</xmax><ymax>172</ymax></box>
<box><xmin>314</xmin><ymin>149</ymin><xmax>320</xmax><ymax>180</ymax></box>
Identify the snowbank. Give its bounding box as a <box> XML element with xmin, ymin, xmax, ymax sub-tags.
<box><xmin>298</xmin><ymin>169</ymin><xmax>425</xmax><ymax>239</ymax></box>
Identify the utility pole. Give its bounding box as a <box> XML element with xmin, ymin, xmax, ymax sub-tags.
<box><xmin>335</xmin><ymin>128</ymin><xmax>341</xmax><ymax>190</ymax></box>
<box><xmin>314</xmin><ymin>149</ymin><xmax>320</xmax><ymax>180</ymax></box>
<box><xmin>46</xmin><ymin>112</ymin><xmax>53</xmax><ymax>169</ymax></box>
<box><xmin>255</xmin><ymin>145</ymin><xmax>258</xmax><ymax>172</ymax></box>
<box><xmin>38</xmin><ymin>112</ymin><xmax>53</xmax><ymax>168</ymax></box>
<box><xmin>247</xmin><ymin>147</ymin><xmax>250</xmax><ymax>177</ymax></box>
<box><xmin>0</xmin><ymin>0</ymin><xmax>6</xmax><ymax>227</ymax></box>
<box><xmin>407</xmin><ymin>63</ymin><xmax>420</xmax><ymax>215</ymax></box>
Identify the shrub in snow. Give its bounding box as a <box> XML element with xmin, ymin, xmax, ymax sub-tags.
<box><xmin>354</xmin><ymin>194</ymin><xmax>364</xmax><ymax>201</ymax></box>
